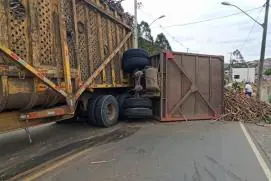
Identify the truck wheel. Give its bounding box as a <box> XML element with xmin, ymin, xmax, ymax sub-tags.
<box><xmin>77</xmin><ymin>101</ymin><xmax>87</xmax><ymax>118</ymax></box>
<box><xmin>123</xmin><ymin>97</ymin><xmax>152</xmax><ymax>109</ymax></box>
<box><xmin>124</xmin><ymin>108</ymin><xmax>153</xmax><ymax>119</ymax></box>
<box><xmin>95</xmin><ymin>95</ymin><xmax>119</xmax><ymax>127</ymax></box>
<box><xmin>87</xmin><ymin>95</ymin><xmax>102</xmax><ymax>126</ymax></box>
<box><xmin>122</xmin><ymin>48</ymin><xmax>149</xmax><ymax>60</ymax></box>
<box><xmin>117</xmin><ymin>94</ymin><xmax>129</xmax><ymax>118</ymax></box>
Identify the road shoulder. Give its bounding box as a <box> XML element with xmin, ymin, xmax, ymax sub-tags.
<box><xmin>245</xmin><ymin>123</ymin><xmax>271</xmax><ymax>172</ymax></box>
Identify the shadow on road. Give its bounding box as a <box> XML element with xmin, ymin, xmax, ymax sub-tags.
<box><xmin>0</xmin><ymin>120</ymin><xmax>140</xmax><ymax>179</ymax></box>
<box><xmin>0</xmin><ymin>125</ymin><xmax>140</xmax><ymax>180</ymax></box>
<box><xmin>0</xmin><ymin>121</ymin><xmax>94</xmax><ymax>155</ymax></box>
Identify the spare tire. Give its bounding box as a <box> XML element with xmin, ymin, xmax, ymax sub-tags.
<box><xmin>123</xmin><ymin>57</ymin><xmax>150</xmax><ymax>73</ymax></box>
<box><xmin>124</xmin><ymin>108</ymin><xmax>153</xmax><ymax>119</ymax></box>
<box><xmin>123</xmin><ymin>97</ymin><xmax>152</xmax><ymax>109</ymax></box>
<box><xmin>122</xmin><ymin>49</ymin><xmax>149</xmax><ymax>60</ymax></box>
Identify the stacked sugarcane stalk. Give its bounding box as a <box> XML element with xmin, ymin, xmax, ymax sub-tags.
<box><xmin>224</xmin><ymin>90</ymin><xmax>271</xmax><ymax>123</ymax></box>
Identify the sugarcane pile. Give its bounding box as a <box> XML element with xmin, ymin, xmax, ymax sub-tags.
<box><xmin>224</xmin><ymin>90</ymin><xmax>271</xmax><ymax>123</ymax></box>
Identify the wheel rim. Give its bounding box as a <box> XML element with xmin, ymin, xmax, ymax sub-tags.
<box><xmin>107</xmin><ymin>103</ymin><xmax>116</xmax><ymax>121</ymax></box>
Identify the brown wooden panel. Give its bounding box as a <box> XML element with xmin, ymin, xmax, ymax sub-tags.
<box><xmin>196</xmin><ymin>56</ymin><xmax>210</xmax><ymax>116</ymax></box>
<box><xmin>211</xmin><ymin>57</ymin><xmax>224</xmax><ymax>114</ymax></box>
<box><xmin>166</xmin><ymin>58</ymin><xmax>182</xmax><ymax>118</ymax></box>
<box><xmin>180</xmin><ymin>55</ymin><xmax>196</xmax><ymax>117</ymax></box>
<box><xmin>154</xmin><ymin>52</ymin><xmax>224</xmax><ymax>122</ymax></box>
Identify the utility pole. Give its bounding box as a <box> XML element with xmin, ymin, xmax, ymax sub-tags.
<box><xmin>222</xmin><ymin>1</ymin><xmax>270</xmax><ymax>99</ymax></box>
<box><xmin>229</xmin><ymin>52</ymin><xmax>233</xmax><ymax>82</ymax></box>
<box><xmin>133</xmin><ymin>0</ymin><xmax>138</xmax><ymax>48</ymax></box>
<box><xmin>256</xmin><ymin>0</ymin><xmax>270</xmax><ymax>100</ymax></box>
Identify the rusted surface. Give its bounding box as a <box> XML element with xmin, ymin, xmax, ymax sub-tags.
<box><xmin>0</xmin><ymin>0</ymin><xmax>132</xmax><ymax>113</ymax></box>
<box><xmin>21</xmin><ymin>106</ymin><xmax>71</xmax><ymax>120</ymax></box>
<box><xmin>0</xmin><ymin>0</ymin><xmax>132</xmax><ymax>133</ymax></box>
<box><xmin>151</xmin><ymin>52</ymin><xmax>224</xmax><ymax>121</ymax></box>
<box><xmin>75</xmin><ymin>32</ymin><xmax>132</xmax><ymax>100</ymax></box>
<box><xmin>0</xmin><ymin>111</ymin><xmax>72</xmax><ymax>133</ymax></box>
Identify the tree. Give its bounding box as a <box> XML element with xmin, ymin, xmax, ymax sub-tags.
<box><xmin>101</xmin><ymin>2</ymin><xmax>173</xmax><ymax>53</ymax></box>
<box><xmin>102</xmin><ymin>0</ymin><xmax>134</xmax><ymax>26</ymax></box>
<box><xmin>232</xmin><ymin>49</ymin><xmax>244</xmax><ymax>63</ymax></box>
<box><xmin>102</xmin><ymin>0</ymin><xmax>124</xmax><ymax>12</ymax></box>
<box><xmin>155</xmin><ymin>33</ymin><xmax>172</xmax><ymax>51</ymax></box>
<box><xmin>137</xmin><ymin>22</ymin><xmax>173</xmax><ymax>54</ymax></box>
<box><xmin>138</xmin><ymin>21</ymin><xmax>159</xmax><ymax>54</ymax></box>
<box><xmin>231</xmin><ymin>49</ymin><xmax>248</xmax><ymax>68</ymax></box>
<box><xmin>138</xmin><ymin>21</ymin><xmax>154</xmax><ymax>43</ymax></box>
<box><xmin>264</xmin><ymin>68</ymin><xmax>271</xmax><ymax>76</ymax></box>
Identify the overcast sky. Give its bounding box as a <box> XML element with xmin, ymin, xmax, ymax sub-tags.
<box><xmin>121</xmin><ymin>0</ymin><xmax>271</xmax><ymax>63</ymax></box>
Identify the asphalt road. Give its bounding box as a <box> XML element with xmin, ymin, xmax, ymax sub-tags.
<box><xmin>0</xmin><ymin>121</ymin><xmax>123</xmax><ymax>179</ymax></box>
<box><xmin>29</xmin><ymin>121</ymin><xmax>268</xmax><ymax>181</ymax></box>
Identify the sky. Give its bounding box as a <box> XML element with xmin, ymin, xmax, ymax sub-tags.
<box><xmin>121</xmin><ymin>0</ymin><xmax>271</xmax><ymax>63</ymax></box>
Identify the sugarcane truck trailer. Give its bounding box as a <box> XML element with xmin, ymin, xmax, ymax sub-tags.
<box><xmin>0</xmin><ymin>0</ymin><xmax>224</xmax><ymax>139</ymax></box>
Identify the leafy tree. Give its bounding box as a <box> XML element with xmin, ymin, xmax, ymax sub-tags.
<box><xmin>97</xmin><ymin>1</ymin><xmax>173</xmax><ymax>54</ymax></box>
<box><xmin>232</xmin><ymin>49</ymin><xmax>244</xmax><ymax>63</ymax></box>
<box><xmin>138</xmin><ymin>21</ymin><xmax>160</xmax><ymax>54</ymax></box>
<box><xmin>264</xmin><ymin>68</ymin><xmax>271</xmax><ymax>76</ymax></box>
<box><xmin>102</xmin><ymin>0</ymin><xmax>125</xmax><ymax>12</ymax></box>
<box><xmin>137</xmin><ymin>22</ymin><xmax>173</xmax><ymax>54</ymax></box>
<box><xmin>155</xmin><ymin>33</ymin><xmax>172</xmax><ymax>51</ymax></box>
<box><xmin>138</xmin><ymin>37</ymin><xmax>160</xmax><ymax>54</ymax></box>
<box><xmin>230</xmin><ymin>49</ymin><xmax>249</xmax><ymax>68</ymax></box>
<box><xmin>102</xmin><ymin>0</ymin><xmax>134</xmax><ymax>26</ymax></box>
<box><xmin>138</xmin><ymin>21</ymin><xmax>154</xmax><ymax>42</ymax></box>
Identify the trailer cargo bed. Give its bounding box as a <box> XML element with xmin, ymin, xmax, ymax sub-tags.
<box><xmin>0</xmin><ymin>0</ymin><xmax>133</xmax><ymax>132</ymax></box>
<box><xmin>151</xmin><ymin>51</ymin><xmax>224</xmax><ymax>122</ymax></box>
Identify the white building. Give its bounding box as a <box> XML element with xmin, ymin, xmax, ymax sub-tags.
<box><xmin>232</xmin><ymin>68</ymin><xmax>256</xmax><ymax>83</ymax></box>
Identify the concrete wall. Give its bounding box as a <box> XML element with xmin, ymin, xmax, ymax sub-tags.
<box><xmin>232</xmin><ymin>68</ymin><xmax>255</xmax><ymax>83</ymax></box>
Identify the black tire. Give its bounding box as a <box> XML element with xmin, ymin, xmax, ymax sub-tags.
<box><xmin>95</xmin><ymin>95</ymin><xmax>119</xmax><ymax>127</ymax></box>
<box><xmin>87</xmin><ymin>95</ymin><xmax>102</xmax><ymax>126</ymax></box>
<box><xmin>77</xmin><ymin>101</ymin><xmax>87</xmax><ymax>118</ymax></box>
<box><xmin>123</xmin><ymin>97</ymin><xmax>152</xmax><ymax>109</ymax></box>
<box><xmin>122</xmin><ymin>49</ymin><xmax>149</xmax><ymax>60</ymax></box>
<box><xmin>124</xmin><ymin>108</ymin><xmax>153</xmax><ymax>119</ymax></box>
<box><xmin>123</xmin><ymin>57</ymin><xmax>150</xmax><ymax>73</ymax></box>
<box><xmin>117</xmin><ymin>94</ymin><xmax>130</xmax><ymax>118</ymax></box>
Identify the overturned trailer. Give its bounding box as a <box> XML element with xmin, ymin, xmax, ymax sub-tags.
<box><xmin>0</xmin><ymin>0</ymin><xmax>224</xmax><ymax>136</ymax></box>
<box><xmin>0</xmin><ymin>0</ymin><xmax>135</xmax><ymax>133</ymax></box>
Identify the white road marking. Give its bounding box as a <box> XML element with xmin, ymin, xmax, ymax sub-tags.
<box><xmin>91</xmin><ymin>158</ymin><xmax>116</xmax><ymax>164</ymax></box>
<box><xmin>240</xmin><ymin>121</ymin><xmax>271</xmax><ymax>181</ymax></box>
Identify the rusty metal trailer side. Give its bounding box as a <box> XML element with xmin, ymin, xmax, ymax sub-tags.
<box><xmin>0</xmin><ymin>0</ymin><xmax>133</xmax><ymax>133</ymax></box>
<box><xmin>151</xmin><ymin>51</ymin><xmax>224</xmax><ymax>122</ymax></box>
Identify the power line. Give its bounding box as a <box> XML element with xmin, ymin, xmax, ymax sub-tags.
<box><xmin>156</xmin><ymin>6</ymin><xmax>264</xmax><ymax>52</ymax></box>
<box><xmin>139</xmin><ymin>9</ymin><xmax>189</xmax><ymax>51</ymax></box>
<box><xmin>240</xmin><ymin>6</ymin><xmax>264</xmax><ymax>53</ymax></box>
<box><xmin>159</xmin><ymin>25</ymin><xmax>187</xmax><ymax>49</ymax></box>
<box><xmin>159</xmin><ymin>6</ymin><xmax>262</xmax><ymax>28</ymax></box>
